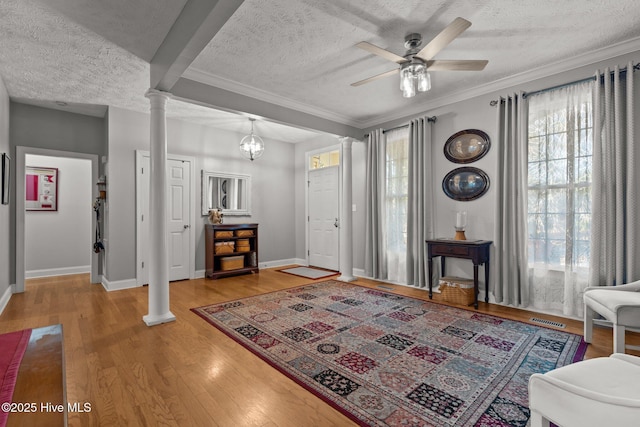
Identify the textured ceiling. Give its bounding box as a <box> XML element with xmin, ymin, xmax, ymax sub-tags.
<box><xmin>1</xmin><ymin>0</ymin><xmax>640</xmax><ymax>141</ymax></box>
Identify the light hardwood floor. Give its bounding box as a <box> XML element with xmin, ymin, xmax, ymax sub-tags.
<box><xmin>1</xmin><ymin>270</ymin><xmax>637</xmax><ymax>426</ymax></box>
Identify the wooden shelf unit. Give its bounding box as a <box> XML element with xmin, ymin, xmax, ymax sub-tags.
<box><xmin>205</xmin><ymin>223</ymin><xmax>259</xmax><ymax>279</ymax></box>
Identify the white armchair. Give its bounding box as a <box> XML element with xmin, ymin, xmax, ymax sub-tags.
<box><xmin>584</xmin><ymin>280</ymin><xmax>640</xmax><ymax>354</ymax></box>
<box><xmin>528</xmin><ymin>353</ymin><xmax>640</xmax><ymax>427</ymax></box>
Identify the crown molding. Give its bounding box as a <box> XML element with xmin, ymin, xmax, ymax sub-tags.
<box><xmin>182</xmin><ymin>68</ymin><xmax>368</xmax><ymax>128</ymax></box>
<box><xmin>358</xmin><ymin>36</ymin><xmax>640</xmax><ymax>128</ymax></box>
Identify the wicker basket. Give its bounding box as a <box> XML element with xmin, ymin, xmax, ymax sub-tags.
<box><xmin>236</xmin><ymin>239</ymin><xmax>250</xmax><ymax>252</ymax></box>
<box><xmin>439</xmin><ymin>276</ymin><xmax>475</xmax><ymax>306</ymax></box>
<box><xmin>235</xmin><ymin>229</ymin><xmax>254</xmax><ymax>237</ymax></box>
<box><xmin>214</xmin><ymin>241</ymin><xmax>235</xmax><ymax>254</ymax></box>
<box><xmin>220</xmin><ymin>255</ymin><xmax>244</xmax><ymax>271</ymax></box>
<box><xmin>215</xmin><ymin>231</ymin><xmax>234</xmax><ymax>238</ymax></box>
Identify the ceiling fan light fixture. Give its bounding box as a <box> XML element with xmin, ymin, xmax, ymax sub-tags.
<box><xmin>239</xmin><ymin>118</ymin><xmax>264</xmax><ymax>161</ymax></box>
<box><xmin>400</xmin><ymin>59</ymin><xmax>430</xmax><ymax>98</ymax></box>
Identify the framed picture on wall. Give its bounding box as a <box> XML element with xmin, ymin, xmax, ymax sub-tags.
<box><xmin>26</xmin><ymin>166</ymin><xmax>58</xmax><ymax>211</ymax></box>
<box><xmin>1</xmin><ymin>153</ymin><xmax>9</xmax><ymax>205</ymax></box>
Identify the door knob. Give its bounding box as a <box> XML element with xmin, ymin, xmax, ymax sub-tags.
<box><xmin>183</xmin><ymin>224</ymin><xmax>190</xmax><ymax>229</ymax></box>
<box><xmin>334</xmin><ymin>218</ymin><xmax>339</xmax><ymax>228</ymax></box>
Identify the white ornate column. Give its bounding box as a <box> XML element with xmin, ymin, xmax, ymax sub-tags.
<box><xmin>143</xmin><ymin>89</ymin><xmax>176</xmax><ymax>326</ymax></box>
<box><xmin>338</xmin><ymin>137</ymin><xmax>356</xmax><ymax>282</ymax></box>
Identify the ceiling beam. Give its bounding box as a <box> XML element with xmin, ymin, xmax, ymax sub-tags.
<box><xmin>171</xmin><ymin>78</ymin><xmax>362</xmax><ymax>138</ymax></box>
<box><xmin>150</xmin><ymin>0</ymin><xmax>244</xmax><ymax>91</ymax></box>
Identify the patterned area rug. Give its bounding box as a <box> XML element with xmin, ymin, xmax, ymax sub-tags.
<box><xmin>192</xmin><ymin>281</ymin><xmax>586</xmax><ymax>426</ymax></box>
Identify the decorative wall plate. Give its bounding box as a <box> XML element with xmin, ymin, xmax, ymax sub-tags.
<box><xmin>444</xmin><ymin>129</ymin><xmax>490</xmax><ymax>163</ymax></box>
<box><xmin>442</xmin><ymin>167</ymin><xmax>490</xmax><ymax>201</ymax></box>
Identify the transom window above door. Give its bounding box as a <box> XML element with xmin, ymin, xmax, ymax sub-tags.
<box><xmin>309</xmin><ymin>150</ymin><xmax>340</xmax><ymax>170</ymax></box>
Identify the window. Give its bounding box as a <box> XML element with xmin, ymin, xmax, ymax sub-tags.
<box><xmin>527</xmin><ymin>83</ymin><xmax>593</xmax><ymax>269</ymax></box>
<box><xmin>309</xmin><ymin>150</ymin><xmax>339</xmax><ymax>170</ymax></box>
<box><xmin>385</xmin><ymin>128</ymin><xmax>409</xmax><ymax>283</ymax></box>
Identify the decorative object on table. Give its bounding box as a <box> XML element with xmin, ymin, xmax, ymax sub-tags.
<box><xmin>442</xmin><ymin>166</ymin><xmax>490</xmax><ymax>201</ymax></box>
<box><xmin>208</xmin><ymin>208</ymin><xmax>224</xmax><ymax>224</ymax></box>
<box><xmin>239</xmin><ymin>117</ymin><xmax>264</xmax><ymax>161</ymax></box>
<box><xmin>1</xmin><ymin>153</ymin><xmax>10</xmax><ymax>205</ymax></box>
<box><xmin>454</xmin><ymin>210</ymin><xmax>467</xmax><ymax>240</ymax></box>
<box><xmin>25</xmin><ymin>166</ymin><xmax>58</xmax><ymax>211</ymax></box>
<box><xmin>193</xmin><ymin>280</ymin><xmax>586</xmax><ymax>427</ymax></box>
<box><xmin>444</xmin><ymin>129</ymin><xmax>491</xmax><ymax>163</ymax></box>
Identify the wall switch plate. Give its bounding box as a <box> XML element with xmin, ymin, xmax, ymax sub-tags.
<box><xmin>352</xmin><ymin>204</ymin><xmax>357</xmax><ymax>212</ymax></box>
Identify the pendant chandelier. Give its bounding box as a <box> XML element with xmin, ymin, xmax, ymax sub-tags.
<box><xmin>239</xmin><ymin>118</ymin><xmax>264</xmax><ymax>161</ymax></box>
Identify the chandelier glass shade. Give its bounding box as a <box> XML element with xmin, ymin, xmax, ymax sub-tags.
<box><xmin>239</xmin><ymin>118</ymin><xmax>264</xmax><ymax>161</ymax></box>
<box><xmin>400</xmin><ymin>58</ymin><xmax>431</xmax><ymax>98</ymax></box>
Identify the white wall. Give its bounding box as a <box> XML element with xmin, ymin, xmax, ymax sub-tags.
<box><xmin>0</xmin><ymin>75</ymin><xmax>10</xmax><ymax>309</ymax></box>
<box><xmin>24</xmin><ymin>154</ymin><xmax>92</xmax><ymax>277</ymax></box>
<box><xmin>106</xmin><ymin>106</ymin><xmax>297</xmax><ymax>282</ymax></box>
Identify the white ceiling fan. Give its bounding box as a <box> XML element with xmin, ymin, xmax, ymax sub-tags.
<box><xmin>351</xmin><ymin>17</ymin><xmax>488</xmax><ymax>97</ymax></box>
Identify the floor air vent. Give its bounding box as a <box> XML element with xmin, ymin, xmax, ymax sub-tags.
<box><xmin>530</xmin><ymin>317</ymin><xmax>566</xmax><ymax>329</ymax></box>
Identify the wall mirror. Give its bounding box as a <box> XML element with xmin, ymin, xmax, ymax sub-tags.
<box><xmin>444</xmin><ymin>129</ymin><xmax>490</xmax><ymax>164</ymax></box>
<box><xmin>201</xmin><ymin>171</ymin><xmax>251</xmax><ymax>216</ymax></box>
<box><xmin>442</xmin><ymin>167</ymin><xmax>490</xmax><ymax>201</ymax></box>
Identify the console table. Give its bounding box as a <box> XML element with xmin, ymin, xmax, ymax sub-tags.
<box><xmin>426</xmin><ymin>239</ymin><xmax>492</xmax><ymax>309</ymax></box>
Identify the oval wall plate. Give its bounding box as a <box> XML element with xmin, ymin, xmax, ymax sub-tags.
<box><xmin>444</xmin><ymin>129</ymin><xmax>490</xmax><ymax>164</ymax></box>
<box><xmin>442</xmin><ymin>167</ymin><xmax>490</xmax><ymax>201</ymax></box>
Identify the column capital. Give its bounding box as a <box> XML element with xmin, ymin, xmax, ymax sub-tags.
<box><xmin>144</xmin><ymin>88</ymin><xmax>173</xmax><ymax>101</ymax></box>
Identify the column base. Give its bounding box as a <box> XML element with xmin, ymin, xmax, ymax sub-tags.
<box><xmin>143</xmin><ymin>312</ymin><xmax>176</xmax><ymax>326</ymax></box>
<box><xmin>337</xmin><ymin>274</ymin><xmax>356</xmax><ymax>282</ymax></box>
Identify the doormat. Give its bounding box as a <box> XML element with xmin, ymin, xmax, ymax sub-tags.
<box><xmin>278</xmin><ymin>266</ymin><xmax>339</xmax><ymax>280</ymax></box>
<box><xmin>192</xmin><ymin>280</ymin><xmax>587</xmax><ymax>426</ymax></box>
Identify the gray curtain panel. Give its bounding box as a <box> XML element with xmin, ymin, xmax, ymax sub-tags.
<box><xmin>406</xmin><ymin>117</ymin><xmax>434</xmax><ymax>288</ymax></box>
<box><xmin>590</xmin><ymin>63</ymin><xmax>639</xmax><ymax>286</ymax></box>
<box><xmin>364</xmin><ymin>129</ymin><xmax>387</xmax><ymax>279</ymax></box>
<box><xmin>494</xmin><ymin>94</ymin><xmax>530</xmax><ymax>306</ymax></box>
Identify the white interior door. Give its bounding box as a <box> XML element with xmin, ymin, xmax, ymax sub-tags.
<box><xmin>308</xmin><ymin>166</ymin><xmax>339</xmax><ymax>270</ymax></box>
<box><xmin>139</xmin><ymin>155</ymin><xmax>191</xmax><ymax>284</ymax></box>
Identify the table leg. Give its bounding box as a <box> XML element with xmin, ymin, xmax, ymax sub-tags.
<box><xmin>484</xmin><ymin>262</ymin><xmax>490</xmax><ymax>303</ymax></box>
<box><xmin>428</xmin><ymin>257</ymin><xmax>433</xmax><ymax>299</ymax></box>
<box><xmin>473</xmin><ymin>264</ymin><xmax>479</xmax><ymax>309</ymax></box>
<box><xmin>440</xmin><ymin>257</ymin><xmax>446</xmax><ymax>277</ymax></box>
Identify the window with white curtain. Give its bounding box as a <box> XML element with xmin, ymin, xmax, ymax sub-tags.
<box><xmin>385</xmin><ymin>127</ymin><xmax>409</xmax><ymax>283</ymax></box>
<box><xmin>527</xmin><ymin>81</ymin><xmax>593</xmax><ymax>315</ymax></box>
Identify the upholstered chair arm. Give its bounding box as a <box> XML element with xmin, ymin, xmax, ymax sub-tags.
<box><xmin>610</xmin><ymin>353</ymin><xmax>640</xmax><ymax>367</ymax></box>
<box><xmin>529</xmin><ymin>373</ymin><xmax>640</xmax><ymax>408</ymax></box>
<box><xmin>585</xmin><ymin>279</ymin><xmax>640</xmax><ymax>292</ymax></box>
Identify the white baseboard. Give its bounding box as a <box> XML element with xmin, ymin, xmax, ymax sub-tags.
<box><xmin>259</xmin><ymin>258</ymin><xmax>306</xmax><ymax>270</ymax></box>
<box><xmin>101</xmin><ymin>277</ymin><xmax>139</xmax><ymax>292</ymax></box>
<box><xmin>25</xmin><ymin>265</ymin><xmax>91</xmax><ymax>279</ymax></box>
<box><xmin>195</xmin><ymin>269</ymin><xmax>206</xmax><ymax>279</ymax></box>
<box><xmin>0</xmin><ymin>285</ymin><xmax>13</xmax><ymax>316</ymax></box>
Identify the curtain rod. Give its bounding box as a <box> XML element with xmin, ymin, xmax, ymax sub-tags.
<box><xmin>489</xmin><ymin>62</ymin><xmax>640</xmax><ymax>106</ymax></box>
<box><xmin>363</xmin><ymin>116</ymin><xmax>437</xmax><ymax>139</ymax></box>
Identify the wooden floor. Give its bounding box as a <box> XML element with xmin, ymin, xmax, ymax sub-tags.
<box><xmin>1</xmin><ymin>269</ymin><xmax>637</xmax><ymax>427</ymax></box>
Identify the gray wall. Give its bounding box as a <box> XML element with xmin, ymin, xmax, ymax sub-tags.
<box><xmin>0</xmin><ymin>77</ymin><xmax>9</xmax><ymax>302</ymax></box>
<box><xmin>8</xmin><ymin>102</ymin><xmax>106</xmax><ymax>285</ymax></box>
<box><xmin>25</xmin><ymin>155</ymin><xmax>92</xmax><ymax>276</ymax></box>
<box><xmin>105</xmin><ymin>106</ymin><xmax>297</xmax><ymax>282</ymax></box>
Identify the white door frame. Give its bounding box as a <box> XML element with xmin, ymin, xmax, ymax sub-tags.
<box><xmin>135</xmin><ymin>150</ymin><xmax>196</xmax><ymax>286</ymax></box>
<box><xmin>15</xmin><ymin>146</ymin><xmax>100</xmax><ymax>293</ymax></box>
<box><xmin>305</xmin><ymin>143</ymin><xmax>342</xmax><ymax>268</ymax></box>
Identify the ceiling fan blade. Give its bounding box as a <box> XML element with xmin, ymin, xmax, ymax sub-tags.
<box><xmin>355</xmin><ymin>41</ymin><xmax>406</xmax><ymax>64</ymax></box>
<box><xmin>351</xmin><ymin>69</ymin><xmax>399</xmax><ymax>87</ymax></box>
<box><xmin>426</xmin><ymin>59</ymin><xmax>488</xmax><ymax>71</ymax></box>
<box><xmin>415</xmin><ymin>17</ymin><xmax>472</xmax><ymax>60</ymax></box>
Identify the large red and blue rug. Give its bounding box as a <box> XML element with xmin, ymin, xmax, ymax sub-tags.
<box><xmin>192</xmin><ymin>280</ymin><xmax>586</xmax><ymax>426</ymax></box>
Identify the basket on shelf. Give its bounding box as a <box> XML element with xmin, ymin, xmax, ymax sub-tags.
<box><xmin>220</xmin><ymin>255</ymin><xmax>244</xmax><ymax>271</ymax></box>
<box><xmin>214</xmin><ymin>241</ymin><xmax>235</xmax><ymax>254</ymax></box>
<box><xmin>438</xmin><ymin>276</ymin><xmax>475</xmax><ymax>306</ymax></box>
<box><xmin>236</xmin><ymin>239</ymin><xmax>250</xmax><ymax>252</ymax></box>
<box><xmin>235</xmin><ymin>230</ymin><xmax>254</xmax><ymax>237</ymax></box>
<box><xmin>215</xmin><ymin>230</ymin><xmax>234</xmax><ymax>238</ymax></box>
